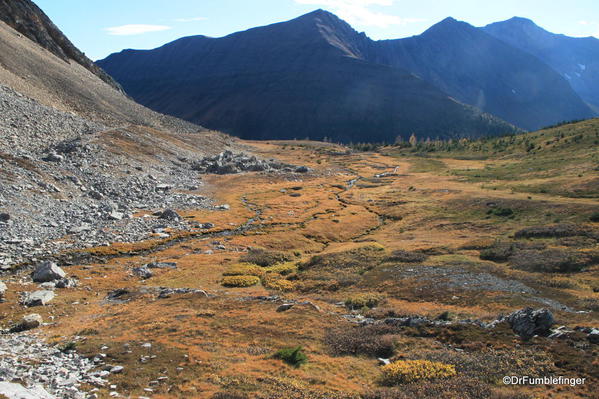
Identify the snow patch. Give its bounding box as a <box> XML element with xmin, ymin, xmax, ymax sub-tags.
<box><xmin>578</xmin><ymin>64</ymin><xmax>586</xmax><ymax>71</ymax></box>
<box><xmin>564</xmin><ymin>73</ymin><xmax>572</xmax><ymax>80</ymax></box>
<box><xmin>511</xmin><ymin>89</ymin><xmax>517</xmax><ymax>94</ymax></box>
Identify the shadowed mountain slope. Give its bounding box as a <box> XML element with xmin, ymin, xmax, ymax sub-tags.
<box><xmin>484</xmin><ymin>17</ymin><xmax>599</xmax><ymax>112</ymax></box>
<box><xmin>375</xmin><ymin>17</ymin><xmax>595</xmax><ymax>130</ymax></box>
<box><xmin>98</xmin><ymin>10</ymin><xmax>519</xmax><ymax>143</ymax></box>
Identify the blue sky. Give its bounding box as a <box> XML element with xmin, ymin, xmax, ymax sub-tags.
<box><xmin>35</xmin><ymin>0</ymin><xmax>599</xmax><ymax>61</ymax></box>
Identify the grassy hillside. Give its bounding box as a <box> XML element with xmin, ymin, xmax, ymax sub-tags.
<box><xmin>387</xmin><ymin>118</ymin><xmax>599</xmax><ymax>198</ymax></box>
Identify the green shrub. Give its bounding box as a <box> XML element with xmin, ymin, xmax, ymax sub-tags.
<box><xmin>239</xmin><ymin>248</ymin><xmax>292</xmax><ymax>267</ymax></box>
<box><xmin>273</xmin><ymin>346</ymin><xmax>307</xmax><ymax>367</ymax></box>
<box><xmin>487</xmin><ymin>207</ymin><xmax>514</xmax><ymax>217</ymax></box>
<box><xmin>590</xmin><ymin>212</ymin><xmax>599</xmax><ymax>222</ymax></box>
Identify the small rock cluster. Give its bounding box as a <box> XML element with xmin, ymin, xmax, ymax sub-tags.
<box><xmin>191</xmin><ymin>150</ymin><xmax>310</xmax><ymax>175</ymax></box>
<box><xmin>346</xmin><ymin>307</ymin><xmax>598</xmax><ymax>343</ymax></box>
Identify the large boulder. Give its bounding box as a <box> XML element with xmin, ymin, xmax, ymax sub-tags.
<box><xmin>32</xmin><ymin>261</ymin><xmax>66</xmax><ymax>283</ymax></box>
<box><xmin>0</xmin><ymin>281</ymin><xmax>6</xmax><ymax>299</ymax></box>
<box><xmin>506</xmin><ymin>307</ymin><xmax>554</xmax><ymax>340</ymax></box>
<box><xmin>22</xmin><ymin>290</ymin><xmax>55</xmax><ymax>307</ymax></box>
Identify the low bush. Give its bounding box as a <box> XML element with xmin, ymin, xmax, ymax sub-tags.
<box><xmin>221</xmin><ymin>275</ymin><xmax>260</xmax><ymax>287</ymax></box>
<box><xmin>272</xmin><ymin>346</ymin><xmax>307</xmax><ymax>367</ymax></box>
<box><xmin>299</xmin><ymin>245</ymin><xmax>386</xmax><ymax>272</ymax></box>
<box><xmin>212</xmin><ymin>393</ymin><xmax>249</xmax><ymax>399</ymax></box>
<box><xmin>380</xmin><ymin>359</ymin><xmax>456</xmax><ymax>385</ymax></box>
<box><xmin>264</xmin><ymin>262</ymin><xmax>297</xmax><ymax>275</ymax></box>
<box><xmin>459</xmin><ymin>239</ymin><xmax>495</xmax><ymax>250</ymax></box>
<box><xmin>262</xmin><ymin>275</ymin><xmax>295</xmax><ymax>291</ymax></box>
<box><xmin>386</xmin><ymin>250</ymin><xmax>427</xmax><ymax>263</ymax></box>
<box><xmin>325</xmin><ymin>325</ymin><xmax>399</xmax><ymax>358</ymax></box>
<box><xmin>363</xmin><ymin>377</ymin><xmax>531</xmax><ymax>399</ymax></box>
<box><xmin>345</xmin><ymin>293</ymin><xmax>385</xmax><ymax>309</ymax></box>
<box><xmin>239</xmin><ymin>248</ymin><xmax>292</xmax><ymax>267</ymax></box>
<box><xmin>508</xmin><ymin>248</ymin><xmax>592</xmax><ymax>273</ymax></box>
<box><xmin>514</xmin><ymin>224</ymin><xmax>591</xmax><ymax>239</ymax></box>
<box><xmin>487</xmin><ymin>207</ymin><xmax>514</xmax><ymax>217</ymax></box>
<box><xmin>480</xmin><ymin>241</ymin><xmax>546</xmax><ymax>262</ymax></box>
<box><xmin>590</xmin><ymin>212</ymin><xmax>599</xmax><ymax>222</ymax></box>
<box><xmin>545</xmin><ymin>276</ymin><xmax>585</xmax><ymax>289</ymax></box>
<box><xmin>223</xmin><ymin>263</ymin><xmax>265</xmax><ymax>277</ymax></box>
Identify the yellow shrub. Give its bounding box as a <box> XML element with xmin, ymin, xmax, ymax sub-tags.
<box><xmin>221</xmin><ymin>275</ymin><xmax>261</xmax><ymax>287</ymax></box>
<box><xmin>262</xmin><ymin>275</ymin><xmax>295</xmax><ymax>291</ymax></box>
<box><xmin>380</xmin><ymin>360</ymin><xmax>456</xmax><ymax>385</ymax></box>
<box><xmin>345</xmin><ymin>293</ymin><xmax>385</xmax><ymax>309</ymax></box>
<box><xmin>223</xmin><ymin>263</ymin><xmax>265</xmax><ymax>277</ymax></box>
<box><xmin>265</xmin><ymin>262</ymin><xmax>298</xmax><ymax>275</ymax></box>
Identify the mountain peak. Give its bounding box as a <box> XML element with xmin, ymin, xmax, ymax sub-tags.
<box><xmin>504</xmin><ymin>16</ymin><xmax>538</xmax><ymax>26</ymax></box>
<box><xmin>423</xmin><ymin>16</ymin><xmax>476</xmax><ymax>37</ymax></box>
<box><xmin>484</xmin><ymin>16</ymin><xmax>545</xmax><ymax>33</ymax></box>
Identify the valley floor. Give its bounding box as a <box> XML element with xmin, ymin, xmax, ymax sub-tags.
<box><xmin>1</xmin><ymin>140</ymin><xmax>598</xmax><ymax>398</ymax></box>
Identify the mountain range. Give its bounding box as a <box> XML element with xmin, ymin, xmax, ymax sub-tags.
<box><xmin>98</xmin><ymin>10</ymin><xmax>598</xmax><ymax>143</ymax></box>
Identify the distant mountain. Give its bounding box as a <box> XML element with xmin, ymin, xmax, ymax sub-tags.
<box><xmin>374</xmin><ymin>17</ymin><xmax>595</xmax><ymax>131</ymax></box>
<box><xmin>484</xmin><ymin>17</ymin><xmax>599</xmax><ymax>112</ymax></box>
<box><xmin>98</xmin><ymin>10</ymin><xmax>518</xmax><ymax>143</ymax></box>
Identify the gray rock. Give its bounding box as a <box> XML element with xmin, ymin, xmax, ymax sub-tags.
<box><xmin>32</xmin><ymin>261</ymin><xmax>66</xmax><ymax>283</ymax></box>
<box><xmin>146</xmin><ymin>262</ymin><xmax>177</xmax><ymax>269</ymax></box>
<box><xmin>42</xmin><ymin>152</ymin><xmax>64</xmax><ymax>162</ymax></box>
<box><xmin>588</xmin><ymin>328</ymin><xmax>599</xmax><ymax>344</ymax></box>
<box><xmin>132</xmin><ymin>266</ymin><xmax>153</xmax><ymax>279</ymax></box>
<box><xmin>0</xmin><ymin>280</ymin><xmax>6</xmax><ymax>298</ymax></box>
<box><xmin>155</xmin><ymin>184</ymin><xmax>172</xmax><ymax>192</ymax></box>
<box><xmin>67</xmin><ymin>224</ymin><xmax>91</xmax><ymax>234</ymax></box>
<box><xmin>276</xmin><ymin>303</ymin><xmax>294</xmax><ymax>312</ymax></box>
<box><xmin>506</xmin><ymin>307</ymin><xmax>554</xmax><ymax>340</ymax></box>
<box><xmin>22</xmin><ymin>290</ymin><xmax>55</xmax><ymax>307</ymax></box>
<box><xmin>55</xmin><ymin>278</ymin><xmax>77</xmax><ymax>289</ymax></box>
<box><xmin>0</xmin><ymin>213</ymin><xmax>10</xmax><ymax>222</ymax></box>
<box><xmin>107</xmin><ymin>211</ymin><xmax>124</xmax><ymax>221</ymax></box>
<box><xmin>109</xmin><ymin>365</ymin><xmax>124</xmax><ymax>374</ymax></box>
<box><xmin>295</xmin><ymin>166</ymin><xmax>310</xmax><ymax>173</ymax></box>
<box><xmin>158</xmin><ymin>209</ymin><xmax>180</xmax><ymax>221</ymax></box>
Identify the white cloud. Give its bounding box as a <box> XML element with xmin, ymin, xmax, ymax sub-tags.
<box><xmin>578</xmin><ymin>20</ymin><xmax>590</xmax><ymax>25</ymax></box>
<box><xmin>104</xmin><ymin>24</ymin><xmax>171</xmax><ymax>36</ymax></box>
<box><xmin>294</xmin><ymin>0</ymin><xmax>424</xmax><ymax>28</ymax></box>
<box><xmin>175</xmin><ymin>17</ymin><xmax>207</xmax><ymax>22</ymax></box>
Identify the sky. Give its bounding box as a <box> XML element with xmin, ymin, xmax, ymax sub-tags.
<box><xmin>35</xmin><ymin>0</ymin><xmax>599</xmax><ymax>61</ymax></box>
